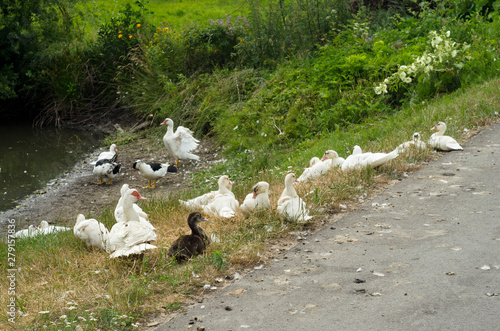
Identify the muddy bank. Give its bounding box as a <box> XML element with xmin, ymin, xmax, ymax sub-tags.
<box><xmin>1</xmin><ymin>133</ymin><xmax>222</xmax><ymax>235</ymax></box>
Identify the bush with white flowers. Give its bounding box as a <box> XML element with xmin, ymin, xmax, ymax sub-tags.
<box><xmin>374</xmin><ymin>28</ymin><xmax>472</xmax><ymax>95</ymax></box>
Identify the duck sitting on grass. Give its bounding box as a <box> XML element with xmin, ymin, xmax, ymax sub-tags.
<box><xmin>168</xmin><ymin>212</ymin><xmax>209</xmax><ymax>261</ymax></box>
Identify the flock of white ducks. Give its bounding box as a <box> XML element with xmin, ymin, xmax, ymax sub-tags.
<box><xmin>15</xmin><ymin>120</ymin><xmax>464</xmax><ymax>261</ymax></box>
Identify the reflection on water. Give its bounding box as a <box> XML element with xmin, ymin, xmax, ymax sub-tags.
<box><xmin>0</xmin><ymin>123</ymin><xmax>103</xmax><ymax>211</ymax></box>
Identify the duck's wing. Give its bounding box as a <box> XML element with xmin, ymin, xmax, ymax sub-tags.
<box><xmin>241</xmin><ymin>193</ymin><xmax>256</xmax><ymax>216</ymax></box>
<box><xmin>110</xmin><ymin>243</ymin><xmax>157</xmax><ymax>258</ymax></box>
<box><xmin>444</xmin><ymin>137</ymin><xmax>463</xmax><ymax>150</ymax></box>
<box><xmin>180</xmin><ymin>191</ymin><xmax>216</xmax><ymax>209</ymax></box>
<box><xmin>366</xmin><ymin>149</ymin><xmax>398</xmax><ymax>168</ymax></box>
<box><xmin>74</xmin><ymin>219</ymin><xmax>93</xmax><ymax>241</ymax></box>
<box><xmin>174</xmin><ymin>127</ymin><xmax>199</xmax><ymax>151</ymax></box>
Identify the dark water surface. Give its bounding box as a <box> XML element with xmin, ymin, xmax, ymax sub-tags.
<box><xmin>0</xmin><ymin>123</ymin><xmax>103</xmax><ymax>211</ymax></box>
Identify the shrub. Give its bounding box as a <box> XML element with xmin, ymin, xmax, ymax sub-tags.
<box><xmin>0</xmin><ymin>0</ymin><xmax>75</xmax><ymax>101</ymax></box>
<box><xmin>183</xmin><ymin>15</ymin><xmax>249</xmax><ymax>72</ymax></box>
<box><xmin>374</xmin><ymin>29</ymin><xmax>472</xmax><ymax>100</ymax></box>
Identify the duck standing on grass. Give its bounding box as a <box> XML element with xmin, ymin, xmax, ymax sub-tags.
<box><xmin>168</xmin><ymin>212</ymin><xmax>209</xmax><ymax>261</ymax></box>
<box><xmin>161</xmin><ymin>118</ymin><xmax>200</xmax><ymax>167</ymax></box>
<box><xmin>429</xmin><ymin>121</ymin><xmax>463</xmax><ymax>151</ymax></box>
<box><xmin>133</xmin><ymin>160</ymin><xmax>177</xmax><ymax>189</ymax></box>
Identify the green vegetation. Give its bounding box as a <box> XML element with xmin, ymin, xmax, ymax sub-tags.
<box><xmin>2</xmin><ymin>0</ymin><xmax>500</xmax><ymax>328</ymax></box>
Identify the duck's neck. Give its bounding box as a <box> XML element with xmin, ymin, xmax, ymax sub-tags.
<box><xmin>166</xmin><ymin>123</ymin><xmax>174</xmax><ymax>136</ymax></box>
<box><xmin>353</xmin><ymin>146</ymin><xmax>362</xmax><ymax>155</ymax></box>
<box><xmin>219</xmin><ymin>185</ymin><xmax>232</xmax><ymax>195</ymax></box>
<box><xmin>123</xmin><ymin>202</ymin><xmax>140</xmax><ymax>222</ymax></box>
<box><xmin>285</xmin><ymin>180</ymin><xmax>297</xmax><ymax>198</ymax></box>
<box><xmin>435</xmin><ymin>127</ymin><xmax>446</xmax><ymax>136</ymax></box>
<box><xmin>191</xmin><ymin>223</ymin><xmax>209</xmax><ymax>242</ymax></box>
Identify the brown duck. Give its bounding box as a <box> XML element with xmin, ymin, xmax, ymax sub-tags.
<box><xmin>168</xmin><ymin>212</ymin><xmax>209</xmax><ymax>261</ymax></box>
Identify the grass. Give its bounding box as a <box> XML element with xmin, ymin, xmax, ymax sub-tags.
<box><xmin>75</xmin><ymin>0</ymin><xmax>249</xmax><ymax>36</ymax></box>
<box><xmin>1</xmin><ymin>78</ymin><xmax>500</xmax><ymax>329</ymax></box>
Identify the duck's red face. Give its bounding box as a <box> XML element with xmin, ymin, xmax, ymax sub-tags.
<box><xmin>131</xmin><ymin>190</ymin><xmax>146</xmax><ymax>200</ymax></box>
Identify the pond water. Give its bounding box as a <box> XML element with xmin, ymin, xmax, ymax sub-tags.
<box><xmin>0</xmin><ymin>123</ymin><xmax>103</xmax><ymax>211</ymax></box>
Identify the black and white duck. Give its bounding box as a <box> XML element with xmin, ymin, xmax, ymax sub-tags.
<box><xmin>132</xmin><ymin>160</ymin><xmax>177</xmax><ymax>189</ymax></box>
<box><xmin>93</xmin><ymin>159</ymin><xmax>121</xmax><ymax>184</ymax></box>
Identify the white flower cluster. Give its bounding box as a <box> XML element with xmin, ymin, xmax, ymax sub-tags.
<box><xmin>374</xmin><ymin>29</ymin><xmax>471</xmax><ymax>95</ymax></box>
<box><xmin>352</xmin><ymin>22</ymin><xmax>370</xmax><ymax>40</ymax></box>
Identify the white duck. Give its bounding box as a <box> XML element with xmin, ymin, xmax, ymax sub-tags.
<box><xmin>429</xmin><ymin>121</ymin><xmax>463</xmax><ymax>151</ymax></box>
<box><xmin>98</xmin><ymin>144</ymin><xmax>118</xmax><ymax>162</ymax></box>
<box><xmin>277</xmin><ymin>173</ymin><xmax>313</xmax><ymax>223</ymax></box>
<box><xmin>74</xmin><ymin>214</ymin><xmax>110</xmax><ymax>251</ymax></box>
<box><xmin>133</xmin><ymin>160</ymin><xmax>176</xmax><ymax>189</ymax></box>
<box><xmin>298</xmin><ymin>157</ymin><xmax>329</xmax><ymax>183</ymax></box>
<box><xmin>93</xmin><ymin>159</ymin><xmax>121</xmax><ymax>184</ymax></box>
<box><xmin>108</xmin><ymin>189</ymin><xmax>157</xmax><ymax>258</ymax></box>
<box><xmin>180</xmin><ymin>175</ymin><xmax>233</xmax><ymax>210</ymax></box>
<box><xmin>397</xmin><ymin>132</ymin><xmax>427</xmax><ymax>153</ymax></box>
<box><xmin>308</xmin><ymin>157</ymin><xmax>321</xmax><ymax>167</ymax></box>
<box><xmin>37</xmin><ymin>220</ymin><xmax>71</xmax><ymax>235</ymax></box>
<box><xmin>161</xmin><ymin>118</ymin><xmax>200</xmax><ymax>166</ymax></box>
<box><xmin>341</xmin><ymin>145</ymin><xmax>399</xmax><ymax>171</ymax></box>
<box><xmin>15</xmin><ymin>225</ymin><xmax>40</xmax><ymax>238</ymax></box>
<box><xmin>114</xmin><ymin>184</ymin><xmax>153</xmax><ymax>230</ymax></box>
<box><xmin>240</xmin><ymin>181</ymin><xmax>272</xmax><ymax>217</ymax></box>
<box><xmin>203</xmin><ymin>192</ymin><xmax>240</xmax><ymax>218</ymax></box>
<box><xmin>298</xmin><ymin>150</ymin><xmax>345</xmax><ymax>183</ymax></box>
<box><xmin>201</xmin><ymin>177</ymin><xmax>239</xmax><ymax>218</ymax></box>
<box><xmin>321</xmin><ymin>150</ymin><xmax>345</xmax><ymax>168</ymax></box>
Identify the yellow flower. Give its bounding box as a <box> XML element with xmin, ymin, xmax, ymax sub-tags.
<box><xmin>118</xmin><ymin>34</ymin><xmax>123</xmax><ymax>38</ymax></box>
<box><xmin>129</xmin><ymin>35</ymin><xmax>133</xmax><ymax>39</ymax></box>
<box><xmin>137</xmin><ymin>23</ymin><xmax>141</xmax><ymax>28</ymax></box>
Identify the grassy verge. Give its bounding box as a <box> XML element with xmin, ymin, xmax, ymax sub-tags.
<box><xmin>1</xmin><ymin>78</ymin><xmax>499</xmax><ymax>329</ymax></box>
